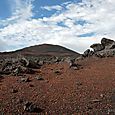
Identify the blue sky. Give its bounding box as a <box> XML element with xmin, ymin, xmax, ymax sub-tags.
<box><xmin>0</xmin><ymin>0</ymin><xmax>81</xmax><ymax>19</ymax></box>
<box><xmin>0</xmin><ymin>0</ymin><xmax>115</xmax><ymax>52</ymax></box>
<box><xmin>0</xmin><ymin>0</ymin><xmax>11</xmax><ymax>19</ymax></box>
<box><xmin>32</xmin><ymin>0</ymin><xmax>82</xmax><ymax>18</ymax></box>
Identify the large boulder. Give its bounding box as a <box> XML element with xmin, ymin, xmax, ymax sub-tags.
<box><xmin>104</xmin><ymin>42</ymin><xmax>115</xmax><ymax>50</ymax></box>
<box><xmin>24</xmin><ymin>101</ymin><xmax>43</xmax><ymax>113</ymax></box>
<box><xmin>0</xmin><ymin>61</ymin><xmax>14</xmax><ymax>75</ymax></box>
<box><xmin>101</xmin><ymin>38</ymin><xmax>114</xmax><ymax>47</ymax></box>
<box><xmin>95</xmin><ymin>49</ymin><xmax>115</xmax><ymax>58</ymax></box>
<box><xmin>83</xmin><ymin>49</ymin><xmax>94</xmax><ymax>57</ymax></box>
<box><xmin>12</xmin><ymin>65</ymin><xmax>36</xmax><ymax>75</ymax></box>
<box><xmin>20</xmin><ymin>58</ymin><xmax>41</xmax><ymax>69</ymax></box>
<box><xmin>90</xmin><ymin>43</ymin><xmax>104</xmax><ymax>52</ymax></box>
<box><xmin>20</xmin><ymin>58</ymin><xmax>29</xmax><ymax>67</ymax></box>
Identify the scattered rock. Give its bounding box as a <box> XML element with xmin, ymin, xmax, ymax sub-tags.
<box><xmin>0</xmin><ymin>75</ymin><xmax>3</xmax><ymax>77</ymax></box>
<box><xmin>28</xmin><ymin>60</ymin><xmax>41</xmax><ymax>69</ymax></box>
<box><xmin>91</xmin><ymin>99</ymin><xmax>101</xmax><ymax>103</ymax></box>
<box><xmin>76</xmin><ymin>81</ymin><xmax>82</xmax><ymax>86</ymax></box>
<box><xmin>24</xmin><ymin>101</ymin><xmax>43</xmax><ymax>113</ymax></box>
<box><xmin>75</xmin><ymin>56</ymin><xmax>84</xmax><ymax>61</ymax></box>
<box><xmin>100</xmin><ymin>94</ymin><xmax>104</xmax><ymax>98</ymax></box>
<box><xmin>14</xmin><ymin>66</ymin><xmax>36</xmax><ymax>74</ymax></box>
<box><xmin>20</xmin><ymin>57</ymin><xmax>29</xmax><ymax>67</ymax></box>
<box><xmin>35</xmin><ymin>76</ymin><xmax>44</xmax><ymax>80</ymax></box>
<box><xmin>20</xmin><ymin>57</ymin><xmax>40</xmax><ymax>69</ymax></box>
<box><xmin>53</xmin><ymin>57</ymin><xmax>62</xmax><ymax>63</ymax></box>
<box><xmin>13</xmin><ymin>67</ymin><xmax>20</xmax><ymax>75</ymax></box>
<box><xmin>54</xmin><ymin>70</ymin><xmax>62</xmax><ymax>75</ymax></box>
<box><xmin>87</xmin><ymin>106</ymin><xmax>93</xmax><ymax>110</ymax></box>
<box><xmin>72</xmin><ymin>66</ymin><xmax>79</xmax><ymax>70</ymax></box>
<box><xmin>20</xmin><ymin>77</ymin><xmax>30</xmax><ymax>82</ymax></box>
<box><xmin>26</xmin><ymin>68</ymin><xmax>36</xmax><ymax>74</ymax></box>
<box><xmin>107</xmin><ymin>109</ymin><xmax>115</xmax><ymax>114</ymax></box>
<box><xmin>11</xmin><ymin>89</ymin><xmax>18</xmax><ymax>93</ymax></box>
<box><xmin>69</xmin><ymin>60</ymin><xmax>82</xmax><ymax>70</ymax></box>
<box><xmin>1</xmin><ymin>61</ymin><xmax>14</xmax><ymax>75</ymax></box>
<box><xmin>111</xmin><ymin>90</ymin><xmax>115</xmax><ymax>103</ymax></box>
<box><xmin>29</xmin><ymin>84</ymin><xmax>34</xmax><ymax>87</ymax></box>
<box><xmin>17</xmin><ymin>98</ymin><xmax>24</xmax><ymax>104</ymax></box>
<box><xmin>37</xmin><ymin>60</ymin><xmax>44</xmax><ymax>66</ymax></box>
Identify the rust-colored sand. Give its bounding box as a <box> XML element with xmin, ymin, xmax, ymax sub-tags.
<box><xmin>0</xmin><ymin>57</ymin><xmax>115</xmax><ymax>114</ymax></box>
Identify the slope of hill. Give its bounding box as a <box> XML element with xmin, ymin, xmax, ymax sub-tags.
<box><xmin>0</xmin><ymin>44</ymin><xmax>80</xmax><ymax>58</ymax></box>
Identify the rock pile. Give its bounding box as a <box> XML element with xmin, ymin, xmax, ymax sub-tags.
<box><xmin>69</xmin><ymin>59</ymin><xmax>82</xmax><ymax>70</ymax></box>
<box><xmin>83</xmin><ymin>38</ymin><xmax>115</xmax><ymax>58</ymax></box>
<box><xmin>0</xmin><ymin>57</ymin><xmax>41</xmax><ymax>75</ymax></box>
<box><xmin>24</xmin><ymin>101</ymin><xmax>43</xmax><ymax>113</ymax></box>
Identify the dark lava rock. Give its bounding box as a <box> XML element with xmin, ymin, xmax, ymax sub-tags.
<box><xmin>107</xmin><ymin>109</ymin><xmax>115</xmax><ymax>115</ymax></box>
<box><xmin>20</xmin><ymin>57</ymin><xmax>29</xmax><ymax>67</ymax></box>
<box><xmin>69</xmin><ymin>60</ymin><xmax>82</xmax><ymax>70</ymax></box>
<box><xmin>26</xmin><ymin>68</ymin><xmax>36</xmax><ymax>74</ymax></box>
<box><xmin>35</xmin><ymin>76</ymin><xmax>44</xmax><ymax>80</ymax></box>
<box><xmin>37</xmin><ymin>60</ymin><xmax>44</xmax><ymax>66</ymax></box>
<box><xmin>0</xmin><ymin>75</ymin><xmax>4</xmax><ymax>78</ymax></box>
<box><xmin>76</xmin><ymin>81</ymin><xmax>82</xmax><ymax>86</ymax></box>
<box><xmin>91</xmin><ymin>99</ymin><xmax>101</xmax><ymax>103</ymax></box>
<box><xmin>1</xmin><ymin>61</ymin><xmax>14</xmax><ymax>75</ymax></box>
<box><xmin>11</xmin><ymin>89</ymin><xmax>18</xmax><ymax>93</ymax></box>
<box><xmin>29</xmin><ymin>84</ymin><xmax>34</xmax><ymax>87</ymax></box>
<box><xmin>54</xmin><ymin>70</ymin><xmax>62</xmax><ymax>75</ymax></box>
<box><xmin>15</xmin><ymin>66</ymin><xmax>36</xmax><ymax>74</ymax></box>
<box><xmin>90</xmin><ymin>43</ymin><xmax>104</xmax><ymax>52</ymax></box>
<box><xmin>101</xmin><ymin>38</ymin><xmax>114</xmax><ymax>47</ymax></box>
<box><xmin>24</xmin><ymin>102</ymin><xmax>43</xmax><ymax>113</ymax></box>
<box><xmin>111</xmin><ymin>90</ymin><xmax>115</xmax><ymax>103</ymax></box>
<box><xmin>110</xmin><ymin>42</ymin><xmax>115</xmax><ymax>49</ymax></box>
<box><xmin>20</xmin><ymin>77</ymin><xmax>30</xmax><ymax>82</ymax></box>
<box><xmin>20</xmin><ymin>58</ymin><xmax>40</xmax><ymax>69</ymax></box>
<box><xmin>83</xmin><ymin>49</ymin><xmax>90</xmax><ymax>57</ymax></box>
<box><xmin>95</xmin><ymin>50</ymin><xmax>115</xmax><ymax>58</ymax></box>
<box><xmin>83</xmin><ymin>49</ymin><xmax>94</xmax><ymax>57</ymax></box>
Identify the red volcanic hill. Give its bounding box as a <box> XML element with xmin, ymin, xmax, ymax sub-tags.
<box><xmin>0</xmin><ymin>44</ymin><xmax>80</xmax><ymax>57</ymax></box>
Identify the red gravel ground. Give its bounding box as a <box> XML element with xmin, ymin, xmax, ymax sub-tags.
<box><xmin>0</xmin><ymin>57</ymin><xmax>115</xmax><ymax>115</ymax></box>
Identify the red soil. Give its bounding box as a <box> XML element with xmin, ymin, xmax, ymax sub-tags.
<box><xmin>0</xmin><ymin>57</ymin><xmax>115</xmax><ymax>114</ymax></box>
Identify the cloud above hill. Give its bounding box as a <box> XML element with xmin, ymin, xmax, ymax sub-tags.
<box><xmin>0</xmin><ymin>0</ymin><xmax>115</xmax><ymax>53</ymax></box>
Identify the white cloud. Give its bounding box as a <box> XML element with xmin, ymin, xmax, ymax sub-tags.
<box><xmin>41</xmin><ymin>5</ymin><xmax>62</xmax><ymax>11</ymax></box>
<box><xmin>0</xmin><ymin>0</ymin><xmax>115</xmax><ymax>53</ymax></box>
<box><xmin>0</xmin><ymin>0</ymin><xmax>34</xmax><ymax>26</ymax></box>
<box><xmin>0</xmin><ymin>39</ymin><xmax>8</xmax><ymax>51</ymax></box>
<box><xmin>12</xmin><ymin>0</ymin><xmax>34</xmax><ymax>20</ymax></box>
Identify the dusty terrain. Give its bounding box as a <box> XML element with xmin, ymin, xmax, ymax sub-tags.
<box><xmin>1</xmin><ymin>57</ymin><xmax>115</xmax><ymax>115</ymax></box>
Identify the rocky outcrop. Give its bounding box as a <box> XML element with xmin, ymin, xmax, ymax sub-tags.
<box><xmin>101</xmin><ymin>38</ymin><xmax>114</xmax><ymax>47</ymax></box>
<box><xmin>83</xmin><ymin>49</ymin><xmax>94</xmax><ymax>57</ymax></box>
<box><xmin>90</xmin><ymin>44</ymin><xmax>104</xmax><ymax>52</ymax></box>
<box><xmin>95</xmin><ymin>49</ymin><xmax>115</xmax><ymax>58</ymax></box>
<box><xmin>89</xmin><ymin>38</ymin><xmax>115</xmax><ymax>58</ymax></box>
